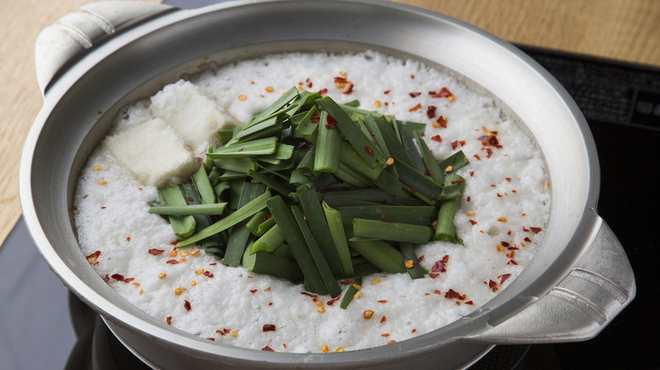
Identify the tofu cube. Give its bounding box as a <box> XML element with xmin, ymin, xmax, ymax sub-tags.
<box><xmin>150</xmin><ymin>79</ymin><xmax>234</xmax><ymax>152</ymax></box>
<box><xmin>105</xmin><ymin>118</ymin><xmax>198</xmax><ymax>187</ymax></box>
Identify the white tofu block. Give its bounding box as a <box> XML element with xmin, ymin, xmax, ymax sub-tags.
<box><xmin>149</xmin><ymin>80</ymin><xmax>234</xmax><ymax>152</ymax></box>
<box><xmin>105</xmin><ymin>118</ymin><xmax>198</xmax><ymax>187</ymax></box>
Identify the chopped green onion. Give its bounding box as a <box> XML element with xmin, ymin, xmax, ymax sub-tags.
<box><xmin>347</xmin><ymin>238</ymin><xmax>406</xmax><ymax>273</ymax></box>
<box><xmin>266</xmin><ymin>196</ymin><xmax>328</xmax><ymax>295</ymax></box>
<box><xmin>157</xmin><ymin>185</ymin><xmax>196</xmax><ymax>238</ymax></box>
<box><xmin>297</xmin><ymin>184</ymin><xmax>343</xmax><ymax>275</ymax></box>
<box><xmin>177</xmin><ymin>190</ymin><xmax>271</xmax><ymax>248</ymax></box>
<box><xmin>242</xmin><ymin>248</ymin><xmax>304</xmax><ymax>281</ymax></box>
<box><xmin>352</xmin><ymin>218</ymin><xmax>433</xmax><ymax>245</ymax></box>
<box><xmin>207</xmin><ymin>137</ymin><xmax>278</xmax><ymax>159</ymax></box>
<box><xmin>339</xmin><ymin>276</ymin><xmax>362</xmax><ymax>309</ymax></box>
<box><xmin>250</xmin><ymin>223</ymin><xmax>285</xmax><ymax>254</ymax></box>
<box><xmin>314</xmin><ymin>111</ymin><xmax>341</xmax><ymax>173</ymax></box>
<box><xmin>149</xmin><ymin>203</ymin><xmax>228</xmax><ymax>216</ymax></box>
<box><xmin>401</xmin><ymin>242</ymin><xmax>424</xmax><ymax>279</ymax></box>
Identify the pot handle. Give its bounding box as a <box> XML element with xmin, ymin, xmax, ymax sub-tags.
<box><xmin>34</xmin><ymin>1</ymin><xmax>175</xmax><ymax>96</ymax></box>
<box><xmin>469</xmin><ymin>218</ymin><xmax>635</xmax><ymax>343</ymax></box>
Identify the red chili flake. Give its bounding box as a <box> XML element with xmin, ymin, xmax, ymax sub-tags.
<box><xmin>209</xmin><ymin>263</ymin><xmax>217</xmax><ymax>266</ymax></box>
<box><xmin>488</xmin><ymin>280</ymin><xmax>498</xmax><ymax>289</ymax></box>
<box><xmin>409</xmin><ymin>92</ymin><xmax>421</xmax><ymax>98</ymax></box>
<box><xmin>524</xmin><ymin>237</ymin><xmax>532</xmax><ymax>242</ymax></box>
<box><xmin>426</xmin><ymin>105</ymin><xmax>437</xmax><ymax>118</ymax></box>
<box><xmin>334</xmin><ymin>76</ymin><xmax>348</xmax><ymax>83</ymax></box>
<box><xmin>451</xmin><ymin>140</ymin><xmax>458</xmax><ymax>150</ymax></box>
<box><xmin>264</xmin><ymin>287</ymin><xmax>271</xmax><ymax>292</ymax></box>
<box><xmin>486</xmin><ymin>148</ymin><xmax>493</xmax><ymax>158</ymax></box>
<box><xmin>473</xmin><ymin>154</ymin><xmax>481</xmax><ymax>160</ymax></box>
<box><xmin>206</xmin><ymin>337</ymin><xmax>215</xmax><ymax>341</ymax></box>
<box><xmin>500</xmin><ymin>241</ymin><xmax>510</xmax><ymax>247</ymax></box>
<box><xmin>263</xmin><ymin>324</ymin><xmax>276</xmax><ymax>332</ymax></box>
<box><xmin>166</xmin><ymin>316</ymin><xmax>172</xmax><ymax>325</ymax></box>
<box><xmin>507</xmin><ymin>260</ymin><xmax>519</xmax><ymax>265</ymax></box>
<box><xmin>111</xmin><ymin>274</ymin><xmax>124</xmax><ymax>281</ymax></box>
<box><xmin>478</xmin><ymin>135</ymin><xmax>500</xmax><ymax>146</ymax></box>
<box><xmin>124</xmin><ymin>278</ymin><xmax>134</xmax><ymax>283</ymax></box>
<box><xmin>166</xmin><ymin>259</ymin><xmax>179</xmax><ymax>264</ymax></box>
<box><xmin>522</xmin><ymin>226</ymin><xmax>530</xmax><ymax>232</ymax></box>
<box><xmin>186</xmin><ymin>197</ymin><xmax>194</xmax><ymax>201</ymax></box>
<box><xmin>497</xmin><ymin>193</ymin><xmax>503</xmax><ymax>198</ymax></box>
<box><xmin>429</xmin><ymin>273</ymin><xmax>439</xmax><ymax>278</ymax></box>
<box><xmin>326</xmin><ymin>114</ymin><xmax>338</xmax><ymax>129</ymax></box>
<box><xmin>500</xmin><ymin>274</ymin><xmax>512</xmax><ymax>285</ymax></box>
<box><xmin>203</xmin><ymin>271</ymin><xmax>214</xmax><ymax>278</ymax></box>
<box><xmin>365</xmin><ymin>146</ymin><xmax>373</xmax><ymax>155</ymax></box>
<box><xmin>387</xmin><ymin>340</ymin><xmax>396</xmax><ymax>344</ymax></box>
<box><xmin>384</xmin><ymin>90</ymin><xmax>391</xmax><ymax>94</ymax></box>
<box><xmin>261</xmin><ymin>346</ymin><xmax>274</xmax><ymax>352</ymax></box>
<box><xmin>431</xmin><ymin>255</ymin><xmax>449</xmax><ymax>272</ymax></box>
<box><xmin>381</xmin><ymin>333</ymin><xmax>390</xmax><ymax>337</ymax></box>
<box><xmin>297</xmin><ymin>141</ymin><xmax>307</xmax><ymax>149</ymax></box>
<box><xmin>408</xmin><ymin>103</ymin><xmax>422</xmax><ymax>112</ymax></box>
<box><xmin>215</xmin><ymin>330</ymin><xmax>225</xmax><ymax>335</ymax></box>
<box><xmin>326</xmin><ymin>296</ymin><xmax>341</xmax><ymax>306</ymax></box>
<box><xmin>465</xmin><ymin>301</ymin><xmax>474</xmax><ymax>305</ymax></box>
<box><xmin>103</xmin><ymin>274</ymin><xmax>110</xmax><ymax>282</ymax></box>
<box><xmin>170</xmin><ymin>239</ymin><xmax>181</xmax><ymax>245</ymax></box>
<box><xmin>86</xmin><ymin>251</ymin><xmax>101</xmax><ymax>259</ymax></box>
<box><xmin>445</xmin><ymin>289</ymin><xmax>466</xmax><ymax>300</ymax></box>
<box><xmin>318</xmin><ymin>88</ymin><xmax>328</xmax><ymax>96</ymax></box>
<box><xmin>505</xmin><ymin>177</ymin><xmax>512</xmax><ymax>182</ymax></box>
<box><xmin>451</xmin><ymin>179</ymin><xmax>464</xmax><ymax>185</ymax></box>
<box><xmin>380</xmin><ymin>316</ymin><xmax>387</xmax><ymax>323</ymax></box>
<box><xmin>378</xmin><ymin>300</ymin><xmax>387</xmax><ymax>303</ymax></box>
<box><xmin>418</xmin><ymin>255</ymin><xmax>425</xmax><ymax>262</ymax></box>
<box><xmin>469</xmin><ymin>219</ymin><xmax>477</xmax><ymax>225</ymax></box>
<box><xmin>184</xmin><ymin>300</ymin><xmax>191</xmax><ymax>311</ymax></box>
<box><xmin>343</xmin><ymin>82</ymin><xmax>354</xmax><ymax>95</ymax></box>
<box><xmin>283</xmin><ymin>344</ymin><xmax>287</xmax><ymax>349</ymax></box>
<box><xmin>412</xmin><ymin>329</ymin><xmax>417</xmax><ymax>333</ymax></box>
<box><xmin>530</xmin><ymin>227</ymin><xmax>542</xmax><ymax>234</ymax></box>
<box><xmin>429</xmin><ymin>87</ymin><xmax>453</xmax><ymax>98</ymax></box>
<box><xmin>101</xmin><ymin>207</ymin><xmax>106</xmax><ymax>209</ymax></box>
<box><xmin>378</xmin><ymin>219</ymin><xmax>395</xmax><ymax>223</ymax></box>
<box><xmin>436</xmin><ymin>116</ymin><xmax>448</xmax><ymax>128</ymax></box>
<box><xmin>300</xmin><ymin>292</ymin><xmax>318</xmax><ymax>298</ymax></box>
<box><xmin>97</xmin><ymin>111</ymin><xmax>103</xmax><ymax>114</ymax></box>
<box><xmin>237</xmin><ymin>147</ymin><xmax>244</xmax><ymax>152</ymax></box>
<box><xmin>460</xmin><ymin>140</ymin><xmax>466</xmax><ymax>147</ymax></box>
<box><xmin>467</xmin><ymin>196</ymin><xmax>471</xmax><ymax>202</ymax></box>
<box><xmin>339</xmin><ymin>280</ymin><xmax>353</xmax><ymax>285</ymax></box>
<box><xmin>430</xmin><ymin>135</ymin><xmax>442</xmax><ymax>142</ymax></box>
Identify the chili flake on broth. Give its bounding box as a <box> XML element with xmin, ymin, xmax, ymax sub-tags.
<box><xmin>74</xmin><ymin>50</ymin><xmax>550</xmax><ymax>353</ymax></box>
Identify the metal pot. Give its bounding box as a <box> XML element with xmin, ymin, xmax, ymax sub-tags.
<box><xmin>20</xmin><ymin>1</ymin><xmax>635</xmax><ymax>369</ymax></box>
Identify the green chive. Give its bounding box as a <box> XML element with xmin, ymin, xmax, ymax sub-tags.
<box><xmin>314</xmin><ymin>111</ymin><xmax>341</xmax><ymax>173</ymax></box>
<box><xmin>353</xmin><ymin>218</ymin><xmax>433</xmax><ymax>245</ymax></box>
<box><xmin>176</xmin><ymin>190</ymin><xmax>271</xmax><ymax>248</ymax></box>
<box><xmin>339</xmin><ymin>276</ymin><xmax>362</xmax><ymax>309</ymax></box>
<box><xmin>157</xmin><ymin>185</ymin><xmax>196</xmax><ymax>238</ymax></box>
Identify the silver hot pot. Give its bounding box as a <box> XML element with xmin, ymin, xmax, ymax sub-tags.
<box><xmin>20</xmin><ymin>1</ymin><xmax>635</xmax><ymax>369</ymax></box>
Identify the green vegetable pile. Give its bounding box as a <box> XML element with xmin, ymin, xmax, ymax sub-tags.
<box><xmin>150</xmin><ymin>87</ymin><xmax>468</xmax><ymax>302</ymax></box>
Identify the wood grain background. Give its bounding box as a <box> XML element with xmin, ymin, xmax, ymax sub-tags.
<box><xmin>1</xmin><ymin>0</ymin><xmax>659</xmax><ymax>246</ymax></box>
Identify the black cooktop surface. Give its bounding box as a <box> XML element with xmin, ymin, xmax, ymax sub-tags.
<box><xmin>1</xmin><ymin>8</ymin><xmax>658</xmax><ymax>369</ymax></box>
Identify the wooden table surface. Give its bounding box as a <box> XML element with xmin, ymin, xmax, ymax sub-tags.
<box><xmin>1</xmin><ymin>0</ymin><xmax>659</xmax><ymax>246</ymax></box>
